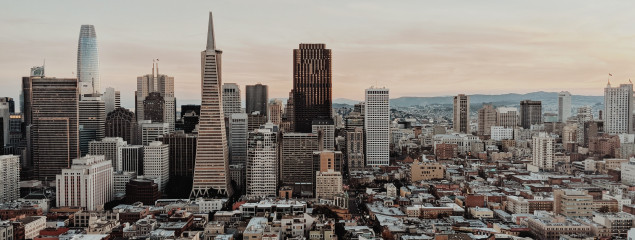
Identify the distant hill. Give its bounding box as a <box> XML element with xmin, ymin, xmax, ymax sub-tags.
<box><xmin>389</xmin><ymin>91</ymin><xmax>603</xmax><ymax>108</ymax></box>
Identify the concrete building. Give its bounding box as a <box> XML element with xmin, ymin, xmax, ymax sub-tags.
<box><xmin>0</xmin><ymin>155</ymin><xmax>20</xmax><ymax>203</ymax></box>
<box><xmin>496</xmin><ymin>107</ymin><xmax>518</xmax><ymax>128</ymax></box>
<box><xmin>106</xmin><ymin>107</ymin><xmax>136</xmax><ymax>144</ymax></box>
<box><xmin>532</xmin><ymin>132</ymin><xmax>554</xmax><ymax>171</ymax></box>
<box><xmin>313</xmin><ymin>150</ymin><xmax>343</xmax><ymax>173</ymax></box>
<box><xmin>506</xmin><ymin>196</ymin><xmax>529</xmax><ymax>214</ymax></box>
<box><xmin>558</xmin><ymin>91</ymin><xmax>572</xmax><ymax>123</ymax></box>
<box><xmin>365</xmin><ymin>87</ymin><xmax>390</xmax><ymax>166</ymax></box>
<box><xmin>621</xmin><ymin>159</ymin><xmax>635</xmax><ymax>186</ymax></box>
<box><xmin>247</xmin><ymin>113</ymin><xmax>267</xmax><ymax>132</ymax></box>
<box><xmin>520</xmin><ymin>100</ymin><xmax>542</xmax><ymax>129</ymax></box>
<box><xmin>114</xmin><ymin>171</ymin><xmax>136</xmax><ymax>195</ymax></box>
<box><xmin>477</xmin><ymin>104</ymin><xmax>496</xmax><ymax>136</ymax></box>
<box><xmin>143</xmin><ymin>141</ymin><xmax>169</xmax><ymax>193</ymax></box>
<box><xmin>89</xmin><ymin>137</ymin><xmax>126</xmax><ymax>172</ymax></box>
<box><xmin>103</xmin><ymin>87</ymin><xmax>120</xmax><ymax>115</ymax></box>
<box><xmin>135</xmin><ymin>64</ymin><xmax>176</xmax><ymax>132</ymax></box>
<box><xmin>411</xmin><ymin>159</ymin><xmax>445</xmax><ymax>182</ymax></box>
<box><xmin>143</xmin><ymin>92</ymin><xmax>164</xmax><ymax>123</ymax></box>
<box><xmin>527</xmin><ymin>212</ymin><xmax>591</xmax><ymax>240</ymax></box>
<box><xmin>604</xmin><ymin>82</ymin><xmax>633</xmax><ymax>134</ymax></box>
<box><xmin>268</xmin><ymin>99</ymin><xmax>283</xmax><ymax>125</ymax></box>
<box><xmin>280</xmin><ymin>132</ymin><xmax>322</xmax><ymax>197</ymax></box>
<box><xmin>453</xmin><ymin>94</ymin><xmax>470</xmax><ymax>133</ymax></box>
<box><xmin>246</xmin><ymin>84</ymin><xmax>268</xmax><ymax>117</ymax></box>
<box><xmin>229</xmin><ymin>113</ymin><xmax>248</xmax><ymax>166</ymax></box>
<box><xmin>312</xmin><ymin>119</ymin><xmax>335</xmax><ymax>150</ymax></box>
<box><xmin>315</xmin><ymin>170</ymin><xmax>343</xmax><ymax>200</ymax></box>
<box><xmin>78</xmin><ymin>95</ymin><xmax>106</xmax><ymax>156</ymax></box>
<box><xmin>121</xmin><ymin>145</ymin><xmax>144</xmax><ymax>175</ymax></box>
<box><xmin>56</xmin><ymin>155</ymin><xmax>113</xmax><ymax>211</ymax></box>
<box><xmin>139</xmin><ymin>121</ymin><xmax>169</xmax><ymax>146</ymax></box>
<box><xmin>346</xmin><ymin>127</ymin><xmax>365</xmax><ymax>172</ymax></box>
<box><xmin>246</xmin><ymin>127</ymin><xmax>278</xmax><ymax>198</ymax></box>
<box><xmin>553</xmin><ymin>189</ymin><xmax>593</xmax><ymax>218</ymax></box>
<box><xmin>490</xmin><ymin>126</ymin><xmax>514</xmax><ymax>141</ymax></box>
<box><xmin>592</xmin><ymin>212</ymin><xmax>635</xmax><ymax>239</ymax></box>
<box><xmin>24</xmin><ymin>77</ymin><xmax>80</xmax><ymax>181</ymax></box>
<box><xmin>221</xmin><ymin>83</ymin><xmax>242</xmax><ymax>118</ymax></box>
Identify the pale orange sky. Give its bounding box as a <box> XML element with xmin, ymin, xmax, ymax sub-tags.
<box><xmin>1</xmin><ymin>0</ymin><xmax>634</xmax><ymax>108</ymax></box>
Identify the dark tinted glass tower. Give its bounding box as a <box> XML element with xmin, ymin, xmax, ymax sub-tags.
<box><xmin>520</xmin><ymin>100</ymin><xmax>542</xmax><ymax>129</ymax></box>
<box><xmin>292</xmin><ymin>44</ymin><xmax>332</xmax><ymax>133</ymax></box>
<box><xmin>246</xmin><ymin>84</ymin><xmax>268</xmax><ymax>116</ymax></box>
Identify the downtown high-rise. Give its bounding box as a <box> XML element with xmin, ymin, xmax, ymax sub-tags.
<box><xmin>191</xmin><ymin>12</ymin><xmax>232</xmax><ymax>197</ymax></box>
<box><xmin>77</xmin><ymin>25</ymin><xmax>100</xmax><ymax>98</ymax></box>
<box><xmin>453</xmin><ymin>94</ymin><xmax>470</xmax><ymax>134</ymax></box>
<box><xmin>558</xmin><ymin>91</ymin><xmax>572</xmax><ymax>123</ymax></box>
<box><xmin>246</xmin><ymin>84</ymin><xmax>268</xmax><ymax>116</ymax></box>
<box><xmin>292</xmin><ymin>44</ymin><xmax>333</xmax><ymax>133</ymax></box>
<box><xmin>520</xmin><ymin>100</ymin><xmax>542</xmax><ymax>129</ymax></box>
<box><xmin>365</xmin><ymin>87</ymin><xmax>390</xmax><ymax>166</ymax></box>
<box><xmin>136</xmin><ymin>64</ymin><xmax>175</xmax><ymax>131</ymax></box>
<box><xmin>604</xmin><ymin>82</ymin><xmax>633</xmax><ymax>134</ymax></box>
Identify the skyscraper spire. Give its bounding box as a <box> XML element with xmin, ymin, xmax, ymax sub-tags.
<box><xmin>206</xmin><ymin>12</ymin><xmax>216</xmax><ymax>51</ymax></box>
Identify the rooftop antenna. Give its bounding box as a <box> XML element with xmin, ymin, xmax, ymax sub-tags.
<box><xmin>156</xmin><ymin>58</ymin><xmax>160</xmax><ymax>76</ymax></box>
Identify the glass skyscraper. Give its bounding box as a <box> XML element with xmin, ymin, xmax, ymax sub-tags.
<box><xmin>77</xmin><ymin>25</ymin><xmax>100</xmax><ymax>96</ymax></box>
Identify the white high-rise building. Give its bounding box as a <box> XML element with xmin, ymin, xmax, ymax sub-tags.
<box><xmin>143</xmin><ymin>141</ymin><xmax>169</xmax><ymax>192</ymax></box>
<box><xmin>229</xmin><ymin>113</ymin><xmax>248</xmax><ymax>166</ymax></box>
<box><xmin>246</xmin><ymin>126</ymin><xmax>278</xmax><ymax>198</ymax></box>
<box><xmin>532</xmin><ymin>132</ymin><xmax>554</xmax><ymax>171</ymax></box>
<box><xmin>312</xmin><ymin>119</ymin><xmax>335</xmax><ymax>151</ymax></box>
<box><xmin>139</xmin><ymin>120</ymin><xmax>169</xmax><ymax>146</ymax></box>
<box><xmin>364</xmin><ymin>87</ymin><xmax>390</xmax><ymax>166</ymax></box>
<box><xmin>222</xmin><ymin>83</ymin><xmax>242</xmax><ymax>118</ymax></box>
<box><xmin>55</xmin><ymin>155</ymin><xmax>113</xmax><ymax>211</ymax></box>
<box><xmin>622</xmin><ymin>160</ymin><xmax>635</xmax><ymax>186</ymax></box>
<box><xmin>89</xmin><ymin>137</ymin><xmax>127</xmax><ymax>172</ymax></box>
<box><xmin>103</xmin><ymin>87</ymin><xmax>120</xmax><ymax>115</ymax></box>
<box><xmin>558</xmin><ymin>91</ymin><xmax>572</xmax><ymax>123</ymax></box>
<box><xmin>0</xmin><ymin>155</ymin><xmax>20</xmax><ymax>202</ymax></box>
<box><xmin>604</xmin><ymin>83</ymin><xmax>633</xmax><ymax>134</ymax></box>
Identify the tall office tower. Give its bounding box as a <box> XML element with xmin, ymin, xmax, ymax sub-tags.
<box><xmin>558</xmin><ymin>91</ymin><xmax>572</xmax><ymax>123</ymax></box>
<box><xmin>26</xmin><ymin>77</ymin><xmax>79</xmax><ymax>181</ymax></box>
<box><xmin>280</xmin><ymin>132</ymin><xmax>322</xmax><ymax>197</ymax></box>
<box><xmin>532</xmin><ymin>132</ymin><xmax>554</xmax><ymax>171</ymax></box>
<box><xmin>222</xmin><ymin>83</ymin><xmax>242</xmax><ymax>118</ymax></box>
<box><xmin>157</xmin><ymin>131</ymin><xmax>197</xmax><ymax>178</ymax></box>
<box><xmin>229</xmin><ymin>113</ymin><xmax>248</xmax><ymax>166</ymax></box>
<box><xmin>143</xmin><ymin>92</ymin><xmax>164</xmax><ymax>123</ymax></box>
<box><xmin>268</xmin><ymin>99</ymin><xmax>283</xmax><ymax>125</ymax></box>
<box><xmin>346</xmin><ymin>127</ymin><xmax>365</xmax><ymax>172</ymax></box>
<box><xmin>106</xmin><ymin>108</ymin><xmax>137</xmax><ymax>144</ymax></box>
<box><xmin>0</xmin><ymin>102</ymin><xmax>9</xmax><ymax>147</ymax></box>
<box><xmin>519</xmin><ymin>100</ymin><xmax>542</xmax><ymax>129</ymax></box>
<box><xmin>246</xmin><ymin>126</ymin><xmax>278</xmax><ymax>198</ymax></box>
<box><xmin>138</xmin><ymin>121</ymin><xmax>169</xmax><ymax>146</ymax></box>
<box><xmin>312</xmin><ymin>119</ymin><xmax>335</xmax><ymax>150</ymax></box>
<box><xmin>89</xmin><ymin>137</ymin><xmax>126</xmax><ymax>172</ymax></box>
<box><xmin>180</xmin><ymin>105</ymin><xmax>200</xmax><ymax>133</ymax></box>
<box><xmin>0</xmin><ymin>97</ymin><xmax>15</xmax><ymax>114</ymax></box>
<box><xmin>77</xmin><ymin>25</ymin><xmax>100</xmax><ymax>98</ymax></box>
<box><xmin>604</xmin><ymin>82</ymin><xmax>634</xmax><ymax>134</ymax></box>
<box><xmin>55</xmin><ymin>155</ymin><xmax>113</xmax><ymax>211</ymax></box>
<box><xmin>292</xmin><ymin>44</ymin><xmax>333</xmax><ymax>133</ymax></box>
<box><xmin>79</xmin><ymin>95</ymin><xmax>106</xmax><ymax>155</ymax></box>
<box><xmin>121</xmin><ymin>145</ymin><xmax>144</xmax><ymax>175</ymax></box>
<box><xmin>496</xmin><ymin>107</ymin><xmax>518</xmax><ymax>128</ymax></box>
<box><xmin>191</xmin><ymin>12</ymin><xmax>232</xmax><ymax>197</ymax></box>
<box><xmin>0</xmin><ymin>155</ymin><xmax>20</xmax><ymax>202</ymax></box>
<box><xmin>246</xmin><ymin>84</ymin><xmax>268</xmax><ymax>116</ymax></box>
<box><xmin>282</xmin><ymin>91</ymin><xmax>295</xmax><ymax>132</ymax></box>
<box><xmin>135</xmin><ymin>64</ymin><xmax>176</xmax><ymax>131</ymax></box>
<box><xmin>103</xmin><ymin>87</ymin><xmax>120</xmax><ymax>115</ymax></box>
<box><xmin>345</xmin><ymin>112</ymin><xmax>364</xmax><ymax>132</ymax></box>
<box><xmin>365</xmin><ymin>88</ymin><xmax>390</xmax><ymax>166</ymax></box>
<box><xmin>8</xmin><ymin>114</ymin><xmax>23</xmax><ymax>154</ymax></box>
<box><xmin>453</xmin><ymin>94</ymin><xmax>470</xmax><ymax>133</ymax></box>
<box><xmin>143</xmin><ymin>141</ymin><xmax>169</xmax><ymax>193</ymax></box>
<box><xmin>477</xmin><ymin>104</ymin><xmax>497</xmax><ymax>137</ymax></box>
<box><xmin>247</xmin><ymin>113</ymin><xmax>267</xmax><ymax>132</ymax></box>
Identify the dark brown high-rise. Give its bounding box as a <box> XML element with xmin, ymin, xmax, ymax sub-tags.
<box><xmin>292</xmin><ymin>43</ymin><xmax>332</xmax><ymax>133</ymax></box>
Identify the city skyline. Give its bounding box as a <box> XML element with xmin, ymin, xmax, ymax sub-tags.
<box><xmin>2</xmin><ymin>1</ymin><xmax>632</xmax><ymax>108</ymax></box>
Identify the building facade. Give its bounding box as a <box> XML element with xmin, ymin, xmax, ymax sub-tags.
<box><xmin>453</xmin><ymin>94</ymin><xmax>470</xmax><ymax>134</ymax></box>
<box><xmin>77</xmin><ymin>25</ymin><xmax>100</xmax><ymax>97</ymax></box>
<box><xmin>55</xmin><ymin>155</ymin><xmax>113</xmax><ymax>211</ymax></box>
<box><xmin>106</xmin><ymin>107</ymin><xmax>136</xmax><ymax>144</ymax></box>
<box><xmin>229</xmin><ymin>113</ymin><xmax>248</xmax><ymax>166</ymax></box>
<box><xmin>520</xmin><ymin>100</ymin><xmax>542</xmax><ymax>129</ymax></box>
<box><xmin>292</xmin><ymin>44</ymin><xmax>332</xmax><ymax>133</ymax></box>
<box><xmin>280</xmin><ymin>132</ymin><xmax>322</xmax><ymax>197</ymax></box>
<box><xmin>604</xmin><ymin>83</ymin><xmax>633</xmax><ymax>134</ymax></box>
<box><xmin>143</xmin><ymin>141</ymin><xmax>169</xmax><ymax>193</ymax></box>
<box><xmin>221</xmin><ymin>83</ymin><xmax>242</xmax><ymax>118</ymax></box>
<box><xmin>558</xmin><ymin>91</ymin><xmax>572</xmax><ymax>122</ymax></box>
<box><xmin>88</xmin><ymin>137</ymin><xmax>126</xmax><ymax>172</ymax></box>
<box><xmin>246</xmin><ymin>127</ymin><xmax>278</xmax><ymax>198</ymax></box>
<box><xmin>246</xmin><ymin>84</ymin><xmax>268</xmax><ymax>116</ymax></box>
<box><xmin>0</xmin><ymin>155</ymin><xmax>20</xmax><ymax>202</ymax></box>
<box><xmin>365</xmin><ymin>88</ymin><xmax>390</xmax><ymax>166</ymax></box>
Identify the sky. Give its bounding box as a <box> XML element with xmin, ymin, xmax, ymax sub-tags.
<box><xmin>2</xmin><ymin>0</ymin><xmax>635</xmax><ymax>108</ymax></box>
